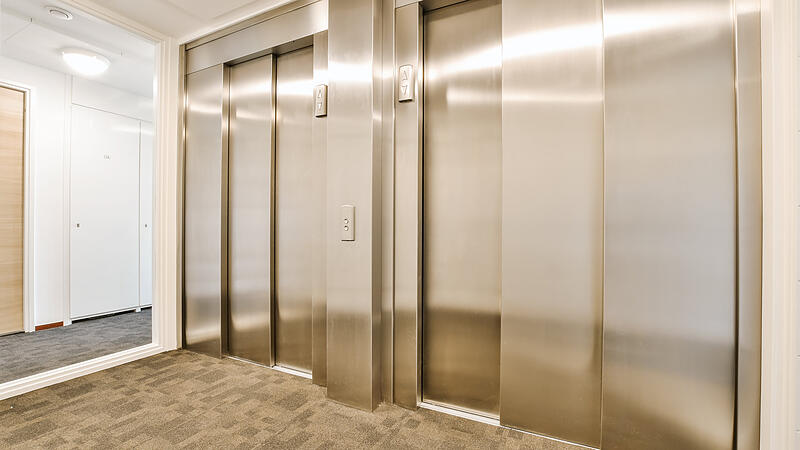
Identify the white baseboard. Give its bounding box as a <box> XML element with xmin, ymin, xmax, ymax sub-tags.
<box><xmin>0</xmin><ymin>343</ymin><xmax>166</xmax><ymax>401</ymax></box>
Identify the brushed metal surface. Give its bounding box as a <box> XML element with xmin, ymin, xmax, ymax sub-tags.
<box><xmin>186</xmin><ymin>0</ymin><xmax>327</xmax><ymax>74</ymax></box>
<box><xmin>183</xmin><ymin>65</ymin><xmax>229</xmax><ymax>358</ymax></box>
<box><xmin>227</xmin><ymin>55</ymin><xmax>275</xmax><ymax>367</ymax></box>
<box><xmin>498</xmin><ymin>0</ymin><xmax>603</xmax><ymax>445</ymax></box>
<box><xmin>326</xmin><ymin>0</ymin><xmax>383</xmax><ymax>411</ymax></box>
<box><xmin>422</xmin><ymin>0</ymin><xmax>502</xmax><ymax>417</ymax></box>
<box><xmin>734</xmin><ymin>0</ymin><xmax>762</xmax><ymax>447</ymax></box>
<box><xmin>275</xmin><ymin>46</ymin><xmax>315</xmax><ymax>373</ymax></box>
<box><xmin>177</xmin><ymin>44</ymin><xmax>186</xmax><ymax>349</ymax></box>
<box><xmin>186</xmin><ymin>0</ymin><xmax>323</xmax><ymax>50</ymax></box>
<box><xmin>312</xmin><ymin>32</ymin><xmax>329</xmax><ymax>386</ymax></box>
<box><xmin>380</xmin><ymin>0</ymin><xmax>396</xmax><ymax>404</ymax></box>
<box><xmin>602</xmin><ymin>0</ymin><xmax>737</xmax><ymax>448</ymax></box>
<box><xmin>393</xmin><ymin>1</ymin><xmax>423</xmax><ymax>410</ymax></box>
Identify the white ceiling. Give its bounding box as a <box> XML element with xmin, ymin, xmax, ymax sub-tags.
<box><xmin>0</xmin><ymin>0</ymin><xmax>155</xmax><ymax>97</ymax></box>
<box><xmin>86</xmin><ymin>0</ymin><xmax>294</xmax><ymax>43</ymax></box>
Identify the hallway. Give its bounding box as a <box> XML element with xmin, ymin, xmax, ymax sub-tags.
<box><xmin>0</xmin><ymin>350</ymin><xmax>574</xmax><ymax>449</ymax></box>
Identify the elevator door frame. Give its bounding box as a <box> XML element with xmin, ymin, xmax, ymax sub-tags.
<box><xmin>181</xmin><ymin>1</ymin><xmax>328</xmax><ymax>378</ymax></box>
<box><xmin>220</xmin><ymin>35</ymin><xmax>328</xmax><ymax>386</ymax></box>
<box><xmin>391</xmin><ymin>0</ymin><xmax>762</xmax><ymax>448</ymax></box>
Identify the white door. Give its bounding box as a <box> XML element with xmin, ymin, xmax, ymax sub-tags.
<box><xmin>70</xmin><ymin>105</ymin><xmax>140</xmax><ymax>319</ymax></box>
<box><xmin>139</xmin><ymin>121</ymin><xmax>153</xmax><ymax>307</ymax></box>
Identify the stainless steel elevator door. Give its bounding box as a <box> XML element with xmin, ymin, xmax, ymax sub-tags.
<box><xmin>184</xmin><ymin>65</ymin><xmax>227</xmax><ymax>358</ymax></box>
<box><xmin>275</xmin><ymin>47</ymin><xmax>314</xmax><ymax>373</ymax></box>
<box><xmin>422</xmin><ymin>0</ymin><xmax>502</xmax><ymax>417</ymax></box>
<box><xmin>228</xmin><ymin>55</ymin><xmax>274</xmax><ymax>366</ymax></box>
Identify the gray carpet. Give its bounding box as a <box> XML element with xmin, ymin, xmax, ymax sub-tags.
<box><xmin>0</xmin><ymin>309</ymin><xmax>152</xmax><ymax>383</ymax></box>
<box><xmin>0</xmin><ymin>350</ymin><xmax>578</xmax><ymax>449</ymax></box>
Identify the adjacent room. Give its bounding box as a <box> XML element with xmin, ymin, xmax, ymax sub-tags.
<box><xmin>0</xmin><ymin>0</ymin><xmax>155</xmax><ymax>383</ymax></box>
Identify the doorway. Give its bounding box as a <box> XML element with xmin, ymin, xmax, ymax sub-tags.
<box><xmin>0</xmin><ymin>85</ymin><xmax>25</xmax><ymax>336</ymax></box>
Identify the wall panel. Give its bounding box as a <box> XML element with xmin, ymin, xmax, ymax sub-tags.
<box><xmin>602</xmin><ymin>0</ymin><xmax>737</xmax><ymax>448</ymax></box>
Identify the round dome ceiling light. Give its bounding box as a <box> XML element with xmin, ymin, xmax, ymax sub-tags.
<box><xmin>61</xmin><ymin>48</ymin><xmax>110</xmax><ymax>76</ymax></box>
<box><xmin>45</xmin><ymin>6</ymin><xmax>73</xmax><ymax>21</ymax></box>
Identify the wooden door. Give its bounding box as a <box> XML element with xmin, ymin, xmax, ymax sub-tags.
<box><xmin>0</xmin><ymin>86</ymin><xmax>24</xmax><ymax>335</ymax></box>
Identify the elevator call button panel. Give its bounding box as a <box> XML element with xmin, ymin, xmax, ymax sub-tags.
<box><xmin>314</xmin><ymin>84</ymin><xmax>328</xmax><ymax>117</ymax></box>
<box><xmin>341</xmin><ymin>205</ymin><xmax>355</xmax><ymax>241</ymax></box>
<box><xmin>398</xmin><ymin>65</ymin><xmax>414</xmax><ymax>102</ymax></box>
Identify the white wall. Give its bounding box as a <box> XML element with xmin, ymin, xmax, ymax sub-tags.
<box><xmin>0</xmin><ymin>55</ymin><xmax>153</xmax><ymax>326</ymax></box>
<box><xmin>71</xmin><ymin>77</ymin><xmax>154</xmax><ymax>122</ymax></box>
<box><xmin>0</xmin><ymin>55</ymin><xmax>67</xmax><ymax>327</ymax></box>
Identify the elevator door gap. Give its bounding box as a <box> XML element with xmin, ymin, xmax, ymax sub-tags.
<box><xmin>418</xmin><ymin>402</ymin><xmax>597</xmax><ymax>450</ymax></box>
<box><xmin>224</xmin><ymin>356</ymin><xmax>313</xmax><ymax>380</ymax></box>
<box><xmin>419</xmin><ymin>401</ymin><xmax>499</xmax><ymax>424</ymax></box>
<box><xmin>272</xmin><ymin>365</ymin><xmax>312</xmax><ymax>380</ymax></box>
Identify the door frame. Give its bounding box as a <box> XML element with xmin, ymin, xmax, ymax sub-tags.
<box><xmin>0</xmin><ymin>81</ymin><xmax>33</xmax><ymax>334</ymax></box>
<box><xmin>0</xmin><ymin>0</ymin><xmax>180</xmax><ymax>400</ymax></box>
<box><xmin>759</xmin><ymin>0</ymin><xmax>798</xmax><ymax>447</ymax></box>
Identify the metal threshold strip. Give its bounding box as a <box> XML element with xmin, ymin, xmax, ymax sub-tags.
<box><xmin>417</xmin><ymin>402</ymin><xmax>598</xmax><ymax>450</ymax></box>
<box><xmin>224</xmin><ymin>355</ymin><xmax>312</xmax><ymax>380</ymax></box>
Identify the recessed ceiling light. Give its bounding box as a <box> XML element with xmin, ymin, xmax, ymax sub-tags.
<box><xmin>61</xmin><ymin>48</ymin><xmax>110</xmax><ymax>76</ymax></box>
<box><xmin>45</xmin><ymin>6</ymin><xmax>73</xmax><ymax>21</ymax></box>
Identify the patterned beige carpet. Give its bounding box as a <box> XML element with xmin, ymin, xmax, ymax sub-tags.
<box><xmin>0</xmin><ymin>350</ymin><xmax>578</xmax><ymax>449</ymax></box>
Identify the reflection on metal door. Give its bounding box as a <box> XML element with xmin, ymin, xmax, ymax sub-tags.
<box><xmin>422</xmin><ymin>0</ymin><xmax>502</xmax><ymax>417</ymax></box>
<box><xmin>275</xmin><ymin>47</ymin><xmax>314</xmax><ymax>373</ymax></box>
<box><xmin>602</xmin><ymin>0</ymin><xmax>738</xmax><ymax>447</ymax></box>
<box><xmin>228</xmin><ymin>55</ymin><xmax>274</xmax><ymax>366</ymax></box>
<box><xmin>184</xmin><ymin>65</ymin><xmax>227</xmax><ymax>358</ymax></box>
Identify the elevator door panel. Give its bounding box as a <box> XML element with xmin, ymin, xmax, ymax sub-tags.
<box><xmin>184</xmin><ymin>65</ymin><xmax>227</xmax><ymax>357</ymax></box>
<box><xmin>275</xmin><ymin>47</ymin><xmax>314</xmax><ymax>373</ymax></box>
<box><xmin>228</xmin><ymin>55</ymin><xmax>274</xmax><ymax>366</ymax></box>
<box><xmin>422</xmin><ymin>0</ymin><xmax>502</xmax><ymax>416</ymax></box>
